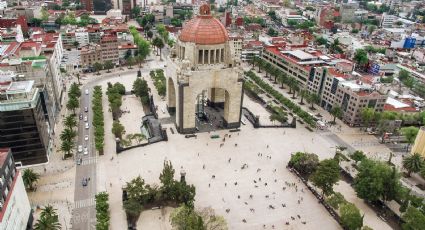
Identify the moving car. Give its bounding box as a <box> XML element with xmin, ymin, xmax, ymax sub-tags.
<box><xmin>85</xmin><ymin>89</ymin><xmax>89</xmax><ymax>95</ymax></box>
<box><xmin>84</xmin><ymin>107</ymin><xmax>88</xmax><ymax>112</ymax></box>
<box><xmin>82</xmin><ymin>178</ymin><xmax>88</xmax><ymax>186</ymax></box>
<box><xmin>85</xmin><ymin>123</ymin><xmax>89</xmax><ymax>129</ymax></box>
<box><xmin>84</xmin><ymin>116</ymin><xmax>88</xmax><ymax>122</ymax></box>
<box><xmin>78</xmin><ymin>145</ymin><xmax>83</xmax><ymax>153</ymax></box>
<box><xmin>84</xmin><ymin>135</ymin><xmax>89</xmax><ymax>141</ymax></box>
<box><xmin>79</xmin><ymin>113</ymin><xmax>83</xmax><ymax>120</ymax></box>
<box><xmin>83</xmin><ymin>147</ymin><xmax>88</xmax><ymax>155</ymax></box>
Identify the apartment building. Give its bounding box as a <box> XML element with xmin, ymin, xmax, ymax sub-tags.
<box><xmin>262</xmin><ymin>47</ymin><xmax>323</xmax><ymax>85</ymax></box>
<box><xmin>229</xmin><ymin>36</ymin><xmax>243</xmax><ymax>61</ymax></box>
<box><xmin>381</xmin><ymin>13</ymin><xmax>398</xmax><ymax>28</ymax></box>
<box><xmin>80</xmin><ymin>44</ymin><xmax>102</xmax><ymax>67</ymax></box>
<box><xmin>61</xmin><ymin>32</ymin><xmax>76</xmax><ymax>49</ymax></box>
<box><xmin>241</xmin><ymin>40</ymin><xmax>263</xmax><ymax>62</ymax></box>
<box><xmin>307</xmin><ymin>66</ymin><xmax>386</xmax><ymax>126</ymax></box>
<box><xmin>100</xmin><ymin>35</ymin><xmax>119</xmax><ymax>65</ymax></box>
<box><xmin>75</xmin><ymin>28</ymin><xmax>90</xmax><ymax>47</ymax></box>
<box><xmin>0</xmin><ymin>148</ymin><xmax>32</xmax><ymax>230</ymax></box>
<box><xmin>0</xmin><ymin>80</ymin><xmax>50</xmax><ymax>165</ymax></box>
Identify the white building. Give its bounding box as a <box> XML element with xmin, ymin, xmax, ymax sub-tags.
<box><xmin>381</xmin><ymin>13</ymin><xmax>398</xmax><ymax>28</ymax></box>
<box><xmin>0</xmin><ymin>148</ymin><xmax>32</xmax><ymax>230</ymax></box>
<box><xmin>75</xmin><ymin>29</ymin><xmax>90</xmax><ymax>47</ymax></box>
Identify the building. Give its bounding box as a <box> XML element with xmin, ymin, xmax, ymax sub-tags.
<box><xmin>229</xmin><ymin>36</ymin><xmax>242</xmax><ymax>61</ymax></box>
<box><xmin>0</xmin><ymin>148</ymin><xmax>32</xmax><ymax>230</ymax></box>
<box><xmin>381</xmin><ymin>13</ymin><xmax>398</xmax><ymax>28</ymax></box>
<box><xmin>75</xmin><ymin>29</ymin><xmax>90</xmax><ymax>47</ymax></box>
<box><xmin>241</xmin><ymin>40</ymin><xmax>263</xmax><ymax>62</ymax></box>
<box><xmin>307</xmin><ymin>66</ymin><xmax>387</xmax><ymax>126</ymax></box>
<box><xmin>340</xmin><ymin>2</ymin><xmax>358</xmax><ymax>23</ymax></box>
<box><xmin>166</xmin><ymin>4</ymin><xmax>243</xmax><ymax>133</ymax></box>
<box><xmin>61</xmin><ymin>32</ymin><xmax>76</xmax><ymax>50</ymax></box>
<box><xmin>93</xmin><ymin>0</ymin><xmax>112</xmax><ymax>14</ymax></box>
<box><xmin>81</xmin><ymin>0</ymin><xmax>93</xmax><ymax>12</ymax></box>
<box><xmin>411</xmin><ymin>126</ymin><xmax>425</xmax><ymax>157</ymax></box>
<box><xmin>100</xmin><ymin>35</ymin><xmax>119</xmax><ymax>65</ymax></box>
<box><xmin>80</xmin><ymin>44</ymin><xmax>102</xmax><ymax>67</ymax></box>
<box><xmin>0</xmin><ymin>80</ymin><xmax>50</xmax><ymax>165</ymax></box>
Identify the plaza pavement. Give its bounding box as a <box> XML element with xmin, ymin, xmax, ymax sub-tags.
<box><xmin>96</xmin><ymin>64</ymin><xmax>341</xmax><ymax>229</ymax></box>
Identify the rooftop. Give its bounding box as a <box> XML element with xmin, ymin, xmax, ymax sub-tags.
<box><xmin>281</xmin><ymin>50</ymin><xmax>316</xmax><ymax>61</ymax></box>
<box><xmin>0</xmin><ymin>148</ymin><xmax>10</xmax><ymax>167</ymax></box>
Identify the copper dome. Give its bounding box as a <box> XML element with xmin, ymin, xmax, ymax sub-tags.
<box><xmin>179</xmin><ymin>4</ymin><xmax>228</xmax><ymax>45</ymax></box>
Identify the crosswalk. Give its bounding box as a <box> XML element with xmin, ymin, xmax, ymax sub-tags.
<box><xmin>74</xmin><ymin>198</ymin><xmax>95</xmax><ymax>209</ymax></box>
<box><xmin>80</xmin><ymin>157</ymin><xmax>97</xmax><ymax>166</ymax></box>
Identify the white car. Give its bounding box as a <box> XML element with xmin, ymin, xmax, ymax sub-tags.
<box><xmin>84</xmin><ymin>107</ymin><xmax>88</xmax><ymax>112</ymax></box>
<box><xmin>83</xmin><ymin>147</ymin><xmax>88</xmax><ymax>155</ymax></box>
<box><xmin>78</xmin><ymin>145</ymin><xmax>83</xmax><ymax>153</ymax></box>
<box><xmin>85</xmin><ymin>89</ymin><xmax>89</xmax><ymax>95</ymax></box>
<box><xmin>84</xmin><ymin>116</ymin><xmax>88</xmax><ymax>122</ymax></box>
<box><xmin>84</xmin><ymin>135</ymin><xmax>89</xmax><ymax>141</ymax></box>
<box><xmin>85</xmin><ymin>123</ymin><xmax>89</xmax><ymax>129</ymax></box>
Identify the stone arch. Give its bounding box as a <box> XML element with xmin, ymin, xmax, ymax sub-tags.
<box><xmin>167</xmin><ymin>77</ymin><xmax>176</xmax><ymax>113</ymax></box>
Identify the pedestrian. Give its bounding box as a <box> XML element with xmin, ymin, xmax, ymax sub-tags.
<box><xmin>203</xmin><ymin>164</ymin><xmax>205</xmax><ymax>169</ymax></box>
<box><xmin>208</xmin><ymin>183</ymin><xmax>210</xmax><ymax>187</ymax></box>
<box><xmin>225</xmin><ymin>183</ymin><xmax>227</xmax><ymax>187</ymax></box>
<box><xmin>228</xmin><ymin>158</ymin><xmax>231</xmax><ymax>163</ymax></box>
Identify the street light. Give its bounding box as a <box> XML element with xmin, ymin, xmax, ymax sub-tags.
<box><xmin>180</xmin><ymin>169</ymin><xmax>186</xmax><ymax>183</ymax></box>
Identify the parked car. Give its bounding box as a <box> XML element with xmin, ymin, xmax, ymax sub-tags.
<box><xmin>78</xmin><ymin>145</ymin><xmax>83</xmax><ymax>153</ymax></box>
<box><xmin>84</xmin><ymin>135</ymin><xmax>89</xmax><ymax>141</ymax></box>
<box><xmin>84</xmin><ymin>116</ymin><xmax>88</xmax><ymax>122</ymax></box>
<box><xmin>85</xmin><ymin>123</ymin><xmax>89</xmax><ymax>129</ymax></box>
<box><xmin>85</xmin><ymin>89</ymin><xmax>89</xmax><ymax>95</ymax></box>
<box><xmin>84</xmin><ymin>107</ymin><xmax>88</xmax><ymax>112</ymax></box>
<box><xmin>84</xmin><ymin>147</ymin><xmax>88</xmax><ymax>155</ymax></box>
<box><xmin>79</xmin><ymin>113</ymin><xmax>83</xmax><ymax>120</ymax></box>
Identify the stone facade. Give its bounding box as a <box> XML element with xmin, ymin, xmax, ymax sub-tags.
<box><xmin>166</xmin><ymin>4</ymin><xmax>243</xmax><ymax>133</ymax></box>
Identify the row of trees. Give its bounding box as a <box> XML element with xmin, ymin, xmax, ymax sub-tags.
<box><xmin>106</xmin><ymin>82</ymin><xmax>125</xmax><ymax>120</ymax></box>
<box><xmin>245</xmin><ymin>70</ymin><xmax>317</xmax><ymax>128</ymax></box>
<box><xmin>288</xmin><ymin>152</ymin><xmax>368</xmax><ymax>229</ymax></box>
<box><xmin>150</xmin><ymin>70</ymin><xmax>166</xmax><ymax>97</ymax></box>
<box><xmin>133</xmin><ymin>78</ymin><xmax>150</xmax><ymax>106</ymax></box>
<box><xmin>129</xmin><ymin>26</ymin><xmax>151</xmax><ymax>67</ymax></box>
<box><xmin>92</xmin><ymin>61</ymin><xmax>115</xmax><ymax>74</ymax></box>
<box><xmin>95</xmin><ymin>192</ymin><xmax>110</xmax><ymax>230</ymax></box>
<box><xmin>62</xmin><ymin>83</ymin><xmax>81</xmax><ymax>158</ymax></box>
<box><xmin>123</xmin><ymin>161</ymin><xmax>196</xmax><ymax>223</ymax></box>
<box><xmin>92</xmin><ymin>86</ymin><xmax>105</xmax><ymax>154</ymax></box>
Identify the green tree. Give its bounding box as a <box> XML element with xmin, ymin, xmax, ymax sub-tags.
<box><xmin>111</xmin><ymin>121</ymin><xmax>125</xmax><ymax>139</ymax></box>
<box><xmin>34</xmin><ymin>205</ymin><xmax>61</xmax><ymax>230</ymax></box>
<box><xmin>330</xmin><ymin>105</ymin><xmax>343</xmax><ymax>123</ymax></box>
<box><xmin>60</xmin><ymin>128</ymin><xmax>76</xmax><ymax>142</ymax></box>
<box><xmin>66</xmin><ymin>96</ymin><xmax>79</xmax><ymax>114</ymax></box>
<box><xmin>399</xmin><ymin>69</ymin><xmax>410</xmax><ymax>81</ymax></box>
<box><xmin>103</xmin><ymin>60</ymin><xmax>114</xmax><ymax>73</ymax></box>
<box><xmin>30</xmin><ymin>18</ymin><xmax>43</xmax><ymax>27</ymax></box>
<box><xmin>131</xmin><ymin>6</ymin><xmax>141</xmax><ymax>18</ymax></box>
<box><xmin>402</xmin><ymin>206</ymin><xmax>425</xmax><ymax>230</ymax></box>
<box><xmin>73</xmin><ymin>41</ymin><xmax>79</xmax><ymax>49</ymax></box>
<box><xmin>127</xmin><ymin>56</ymin><xmax>135</xmax><ymax>68</ymax></box>
<box><xmin>354</xmin><ymin>49</ymin><xmax>369</xmax><ymax>68</ymax></box>
<box><xmin>95</xmin><ymin>192</ymin><xmax>110</xmax><ymax>230</ymax></box>
<box><xmin>350</xmin><ymin>150</ymin><xmax>366</xmax><ymax>163</ymax></box>
<box><xmin>93</xmin><ymin>62</ymin><xmax>103</xmax><ymax>74</ymax></box>
<box><xmin>170</xmin><ymin>205</ymin><xmax>204</xmax><ymax>230</ymax></box>
<box><xmin>299</xmin><ymin>89</ymin><xmax>308</xmax><ymax>105</ymax></box>
<box><xmin>69</xmin><ymin>82</ymin><xmax>81</xmax><ymax>98</ymax></box>
<box><xmin>64</xmin><ymin>115</ymin><xmax>77</xmax><ymax>130</ymax></box>
<box><xmin>147</xmin><ymin>30</ymin><xmax>154</xmax><ymax>40</ymax></box>
<box><xmin>339</xmin><ymin>203</ymin><xmax>364</xmax><ymax>230</ymax></box>
<box><xmin>152</xmin><ymin>36</ymin><xmax>165</xmax><ymax>58</ymax></box>
<box><xmin>288</xmin><ymin>152</ymin><xmax>319</xmax><ymax>177</ymax></box>
<box><xmin>361</xmin><ymin>108</ymin><xmax>375</xmax><ymax>128</ymax></box>
<box><xmin>354</xmin><ymin>159</ymin><xmax>402</xmax><ymax>202</ymax></box>
<box><xmin>198</xmin><ymin>207</ymin><xmax>228</xmax><ymax>230</ymax></box>
<box><xmin>403</xmin><ymin>153</ymin><xmax>424</xmax><ymax>177</ymax></box>
<box><xmin>325</xmin><ymin>192</ymin><xmax>346</xmax><ymax>209</ymax></box>
<box><xmin>401</xmin><ymin>126</ymin><xmax>420</xmax><ymax>151</ymax></box>
<box><xmin>310</xmin><ymin>159</ymin><xmax>340</xmax><ymax>196</ymax></box>
<box><xmin>60</xmin><ymin>138</ymin><xmax>75</xmax><ymax>157</ymax></box>
<box><xmin>267</xmin><ymin>28</ymin><xmax>278</xmax><ymax>37</ymax></box>
<box><xmin>22</xmin><ymin>168</ymin><xmax>40</xmax><ymax>190</ymax></box>
<box><xmin>330</xmin><ymin>39</ymin><xmax>343</xmax><ymax>54</ymax></box>
<box><xmin>306</xmin><ymin>93</ymin><xmax>320</xmax><ymax>110</ymax></box>
<box><xmin>133</xmin><ymin>78</ymin><xmax>150</xmax><ymax>105</ymax></box>
<box><xmin>159</xmin><ymin>160</ymin><xmax>176</xmax><ymax>200</ymax></box>
<box><xmin>75</xmin><ymin>73</ymin><xmax>81</xmax><ymax>85</ymax></box>
<box><xmin>316</xmin><ymin>36</ymin><xmax>327</xmax><ymax>46</ymax></box>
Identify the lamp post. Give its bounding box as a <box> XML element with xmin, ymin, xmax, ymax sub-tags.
<box><xmin>180</xmin><ymin>169</ymin><xmax>186</xmax><ymax>183</ymax></box>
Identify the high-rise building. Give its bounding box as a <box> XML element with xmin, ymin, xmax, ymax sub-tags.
<box><xmin>100</xmin><ymin>35</ymin><xmax>119</xmax><ymax>65</ymax></box>
<box><xmin>0</xmin><ymin>80</ymin><xmax>50</xmax><ymax>165</ymax></box>
<box><xmin>0</xmin><ymin>148</ymin><xmax>32</xmax><ymax>229</ymax></box>
<box><xmin>93</xmin><ymin>0</ymin><xmax>112</xmax><ymax>14</ymax></box>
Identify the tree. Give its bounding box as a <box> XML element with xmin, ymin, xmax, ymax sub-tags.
<box><xmin>111</xmin><ymin>121</ymin><xmax>125</xmax><ymax>139</ymax></box>
<box><xmin>127</xmin><ymin>57</ymin><xmax>135</xmax><ymax>68</ymax></box>
<box><xmin>75</xmin><ymin>73</ymin><xmax>81</xmax><ymax>85</ymax></box>
<box><xmin>137</xmin><ymin>39</ymin><xmax>151</xmax><ymax>61</ymax></box>
<box><xmin>60</xmin><ymin>138</ymin><xmax>75</xmax><ymax>157</ymax></box>
<box><xmin>367</xmin><ymin>25</ymin><xmax>376</xmax><ymax>35</ymax></box>
<box><xmin>330</xmin><ymin>39</ymin><xmax>343</xmax><ymax>54</ymax></box>
<box><xmin>339</xmin><ymin>203</ymin><xmax>364</xmax><ymax>230</ymax></box>
<box><xmin>288</xmin><ymin>152</ymin><xmax>319</xmax><ymax>177</ymax></box>
<box><xmin>69</xmin><ymin>82</ymin><xmax>81</xmax><ymax>98</ymax></box>
<box><xmin>133</xmin><ymin>78</ymin><xmax>150</xmax><ymax>105</ymax></box>
<box><xmin>159</xmin><ymin>160</ymin><xmax>176</xmax><ymax>200</ymax></box>
<box><xmin>73</xmin><ymin>41</ymin><xmax>79</xmax><ymax>49</ymax></box>
<box><xmin>170</xmin><ymin>205</ymin><xmax>204</xmax><ymax>230</ymax></box>
<box><xmin>399</xmin><ymin>69</ymin><xmax>410</xmax><ymax>81</ymax></box>
<box><xmin>22</xmin><ymin>168</ymin><xmax>40</xmax><ymax>190</ymax></box>
<box><xmin>306</xmin><ymin>93</ymin><xmax>320</xmax><ymax>110</ymax></box>
<box><xmin>131</xmin><ymin>6</ymin><xmax>141</xmax><ymax>18</ymax></box>
<box><xmin>310</xmin><ymin>159</ymin><xmax>340</xmax><ymax>196</ymax></box>
<box><xmin>66</xmin><ymin>96</ymin><xmax>79</xmax><ymax>114</ymax></box>
<box><xmin>147</xmin><ymin>30</ymin><xmax>153</xmax><ymax>40</ymax></box>
<box><xmin>354</xmin><ymin>159</ymin><xmax>402</xmax><ymax>202</ymax></box>
<box><xmin>353</xmin><ymin>49</ymin><xmax>369</xmax><ymax>68</ymax></box>
<box><xmin>267</xmin><ymin>28</ymin><xmax>278</xmax><ymax>37</ymax></box>
<box><xmin>93</xmin><ymin>62</ymin><xmax>103</xmax><ymax>74</ymax></box>
<box><xmin>64</xmin><ymin>115</ymin><xmax>77</xmax><ymax>130</ymax></box>
<box><xmin>299</xmin><ymin>89</ymin><xmax>308</xmax><ymax>105</ymax></box>
<box><xmin>361</xmin><ymin>108</ymin><xmax>375</xmax><ymax>128</ymax></box>
<box><xmin>330</xmin><ymin>106</ymin><xmax>343</xmax><ymax>123</ymax></box>
<box><xmin>401</xmin><ymin>126</ymin><xmax>419</xmax><ymax>151</ymax></box>
<box><xmin>152</xmin><ymin>37</ymin><xmax>165</xmax><ymax>59</ymax></box>
<box><xmin>30</xmin><ymin>18</ymin><xmax>43</xmax><ymax>27</ymax></box>
<box><xmin>103</xmin><ymin>60</ymin><xmax>114</xmax><ymax>73</ymax></box>
<box><xmin>403</xmin><ymin>153</ymin><xmax>424</xmax><ymax>177</ymax></box>
<box><xmin>402</xmin><ymin>206</ymin><xmax>425</xmax><ymax>230</ymax></box>
<box><xmin>316</xmin><ymin>36</ymin><xmax>327</xmax><ymax>46</ymax></box>
<box><xmin>34</xmin><ymin>205</ymin><xmax>61</xmax><ymax>230</ymax></box>
<box><xmin>198</xmin><ymin>207</ymin><xmax>228</xmax><ymax>230</ymax></box>
<box><xmin>60</xmin><ymin>128</ymin><xmax>76</xmax><ymax>142</ymax></box>
<box><xmin>350</xmin><ymin>150</ymin><xmax>366</xmax><ymax>163</ymax></box>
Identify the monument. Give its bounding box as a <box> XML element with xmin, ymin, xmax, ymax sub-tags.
<box><xmin>166</xmin><ymin>4</ymin><xmax>243</xmax><ymax>133</ymax></box>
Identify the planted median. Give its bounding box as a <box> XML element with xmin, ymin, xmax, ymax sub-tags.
<box><xmin>245</xmin><ymin>71</ymin><xmax>316</xmax><ymax>128</ymax></box>
<box><xmin>92</xmin><ymin>86</ymin><xmax>105</xmax><ymax>154</ymax></box>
